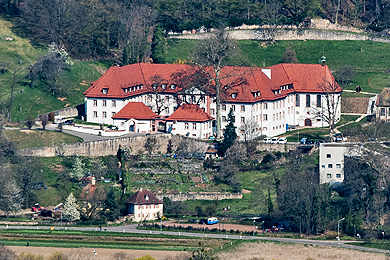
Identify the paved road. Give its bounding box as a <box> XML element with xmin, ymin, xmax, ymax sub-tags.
<box><xmin>0</xmin><ymin>225</ymin><xmax>387</xmax><ymax>254</ymax></box>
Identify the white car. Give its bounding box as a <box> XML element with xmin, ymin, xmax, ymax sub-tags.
<box><xmin>263</xmin><ymin>138</ymin><xmax>272</xmax><ymax>143</ymax></box>
<box><xmin>270</xmin><ymin>137</ymin><xmax>279</xmax><ymax>144</ymax></box>
<box><xmin>278</xmin><ymin>137</ymin><xmax>287</xmax><ymax>144</ymax></box>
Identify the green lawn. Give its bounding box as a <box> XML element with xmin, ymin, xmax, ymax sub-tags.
<box><xmin>4</xmin><ymin>129</ymin><xmax>83</xmax><ymax>149</ymax></box>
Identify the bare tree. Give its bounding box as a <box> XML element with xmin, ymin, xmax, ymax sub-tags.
<box><xmin>239</xmin><ymin>120</ymin><xmax>259</xmax><ymax>157</ymax></box>
<box><xmin>317</xmin><ymin>80</ymin><xmax>342</xmax><ymax>141</ymax></box>
<box><xmin>147</xmin><ymin>75</ymin><xmax>170</xmax><ymax>115</ymax></box>
<box><xmin>0</xmin><ymin>244</ymin><xmax>16</xmax><ymax>260</ymax></box>
<box><xmin>189</xmin><ymin>29</ymin><xmax>250</xmax><ymax>139</ymax></box>
<box><xmin>39</xmin><ymin>113</ymin><xmax>49</xmax><ymax>130</ymax></box>
<box><xmin>118</xmin><ymin>3</ymin><xmax>157</xmax><ymax>65</ymax></box>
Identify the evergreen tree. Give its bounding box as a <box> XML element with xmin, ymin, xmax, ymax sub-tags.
<box><xmin>151</xmin><ymin>25</ymin><xmax>166</xmax><ymax>64</ymax></box>
<box><xmin>63</xmin><ymin>193</ymin><xmax>80</xmax><ymax>222</ymax></box>
<box><xmin>219</xmin><ymin>108</ymin><xmax>237</xmax><ymax>156</ymax></box>
<box><xmin>104</xmin><ymin>189</ymin><xmax>119</xmax><ymax>221</ymax></box>
<box><xmin>1</xmin><ymin>179</ymin><xmax>22</xmax><ymax>216</ymax></box>
<box><xmin>71</xmin><ymin>157</ymin><xmax>86</xmax><ymax>179</ymax></box>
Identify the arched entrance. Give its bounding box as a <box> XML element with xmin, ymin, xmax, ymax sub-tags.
<box><xmin>129</xmin><ymin>122</ymin><xmax>135</xmax><ymax>132</ymax></box>
<box><xmin>304</xmin><ymin>118</ymin><xmax>312</xmax><ymax>126</ymax></box>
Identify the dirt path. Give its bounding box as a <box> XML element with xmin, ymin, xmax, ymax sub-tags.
<box><xmin>8</xmin><ymin>246</ymin><xmax>187</xmax><ymax>260</ymax></box>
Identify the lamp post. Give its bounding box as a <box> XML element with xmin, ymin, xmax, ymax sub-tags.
<box><xmin>253</xmin><ymin>220</ymin><xmax>255</xmax><ymax>237</ymax></box>
<box><xmin>337</xmin><ymin>218</ymin><xmax>345</xmax><ymax>241</ymax></box>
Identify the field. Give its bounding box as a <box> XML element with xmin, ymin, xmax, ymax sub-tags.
<box><xmin>218</xmin><ymin>241</ymin><xmax>388</xmax><ymax>260</ymax></box>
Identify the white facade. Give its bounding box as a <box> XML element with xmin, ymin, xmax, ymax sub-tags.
<box><xmin>319</xmin><ymin>143</ymin><xmax>362</xmax><ymax>184</ymax></box>
<box><xmin>113</xmin><ymin>118</ymin><xmax>155</xmax><ymax>133</ymax></box>
<box><xmin>167</xmin><ymin>120</ymin><xmax>213</xmax><ymax>139</ymax></box>
<box><xmin>130</xmin><ymin>203</ymin><xmax>163</xmax><ymax>222</ymax></box>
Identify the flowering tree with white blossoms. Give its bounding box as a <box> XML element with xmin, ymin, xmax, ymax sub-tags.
<box><xmin>62</xmin><ymin>193</ymin><xmax>80</xmax><ymax>222</ymax></box>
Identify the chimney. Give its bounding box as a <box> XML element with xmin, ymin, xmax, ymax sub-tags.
<box><xmin>261</xmin><ymin>68</ymin><xmax>271</xmax><ymax>79</ymax></box>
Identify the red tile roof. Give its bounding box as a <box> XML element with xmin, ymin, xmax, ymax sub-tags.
<box><xmin>166</xmin><ymin>104</ymin><xmax>213</xmax><ymax>122</ymax></box>
<box><xmin>126</xmin><ymin>189</ymin><xmax>162</xmax><ymax>205</ymax></box>
<box><xmin>84</xmin><ymin>63</ymin><xmax>341</xmax><ymax>102</ymax></box>
<box><xmin>112</xmin><ymin>102</ymin><xmax>159</xmax><ymax>120</ymax></box>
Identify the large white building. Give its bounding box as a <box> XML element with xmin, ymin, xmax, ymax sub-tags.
<box><xmin>83</xmin><ymin>63</ymin><xmax>342</xmax><ymax>139</ymax></box>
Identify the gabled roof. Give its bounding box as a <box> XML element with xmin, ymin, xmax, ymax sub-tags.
<box><xmin>112</xmin><ymin>102</ymin><xmax>159</xmax><ymax>120</ymax></box>
<box><xmin>84</xmin><ymin>63</ymin><xmax>341</xmax><ymax>102</ymax></box>
<box><xmin>377</xmin><ymin>88</ymin><xmax>390</xmax><ymax>107</ymax></box>
<box><xmin>166</xmin><ymin>104</ymin><xmax>213</xmax><ymax>122</ymax></box>
<box><xmin>126</xmin><ymin>189</ymin><xmax>162</xmax><ymax>205</ymax></box>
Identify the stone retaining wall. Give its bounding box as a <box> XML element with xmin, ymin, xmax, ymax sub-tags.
<box><xmin>156</xmin><ymin>192</ymin><xmax>242</xmax><ymax>202</ymax></box>
<box><xmin>171</xmin><ymin>28</ymin><xmax>390</xmax><ymax>43</ymax></box>
<box><xmin>16</xmin><ymin>134</ymin><xmax>211</xmax><ymax>157</ymax></box>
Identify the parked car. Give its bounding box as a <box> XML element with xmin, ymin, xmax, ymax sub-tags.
<box><xmin>108</xmin><ymin>125</ymin><xmax>118</xmax><ymax>130</ymax></box>
<box><xmin>63</xmin><ymin>119</ymin><xmax>74</xmax><ymax>125</ymax></box>
<box><xmin>270</xmin><ymin>137</ymin><xmax>279</xmax><ymax>144</ymax></box>
<box><xmin>263</xmin><ymin>138</ymin><xmax>272</xmax><ymax>143</ymax></box>
<box><xmin>300</xmin><ymin>138</ymin><xmax>307</xmax><ymax>144</ymax></box>
<box><xmin>278</xmin><ymin>137</ymin><xmax>287</xmax><ymax>144</ymax></box>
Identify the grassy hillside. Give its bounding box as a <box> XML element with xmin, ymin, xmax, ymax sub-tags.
<box><xmin>0</xmin><ymin>18</ymin><xmax>105</xmax><ymax>122</ymax></box>
<box><xmin>166</xmin><ymin>38</ymin><xmax>390</xmax><ymax>94</ymax></box>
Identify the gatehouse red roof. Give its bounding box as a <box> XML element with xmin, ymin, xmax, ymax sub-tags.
<box><xmin>166</xmin><ymin>104</ymin><xmax>213</xmax><ymax>122</ymax></box>
<box><xmin>112</xmin><ymin>102</ymin><xmax>159</xmax><ymax>120</ymax></box>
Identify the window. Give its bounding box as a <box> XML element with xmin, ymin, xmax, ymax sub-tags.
<box><xmin>152</xmin><ymin>83</ymin><xmax>158</xmax><ymax>89</ymax></box>
<box><xmin>322</xmin><ymin>165</ymin><xmax>325</xmax><ymax>168</ymax></box>
<box><xmin>306</xmin><ymin>94</ymin><xmax>310</xmax><ymax>107</ymax></box>
<box><xmin>102</xmin><ymin>112</ymin><xmax>107</xmax><ymax>118</ymax></box>
<box><xmin>241</xmin><ymin>117</ymin><xmax>245</xmax><ymax>123</ymax></box>
<box><xmin>112</xmin><ymin>112</ymin><xmax>116</xmax><ymax>117</ymax></box>
<box><xmin>93</xmin><ymin>111</ymin><xmax>97</xmax><ymax>118</ymax></box>
<box><xmin>193</xmin><ymin>123</ymin><xmax>196</xmax><ymax>130</ymax></box>
<box><xmin>166</xmin><ymin>107</ymin><xmax>169</xmax><ymax>114</ymax></box>
<box><xmin>112</xmin><ymin>100</ymin><xmax>116</xmax><ymax>107</ymax></box>
<box><xmin>170</xmin><ymin>84</ymin><xmax>176</xmax><ymax>89</ymax></box>
<box><xmin>102</xmin><ymin>88</ymin><xmax>108</xmax><ymax>94</ymax></box>
<box><xmin>210</xmin><ymin>108</ymin><xmax>215</xmax><ymax>115</ymax></box>
<box><xmin>138</xmin><ymin>205</ymin><xmax>141</xmax><ymax>209</ymax></box>
<box><xmin>222</xmin><ymin>104</ymin><xmax>226</xmax><ymax>111</ymax></box>
<box><xmin>93</xmin><ymin>100</ymin><xmax>97</xmax><ymax>107</ymax></box>
<box><xmin>295</xmin><ymin>94</ymin><xmax>300</xmax><ymax>107</ymax></box>
<box><xmin>161</xmin><ymin>84</ymin><xmax>167</xmax><ymax>89</ymax></box>
<box><xmin>327</xmin><ymin>174</ymin><xmax>332</xmax><ymax>178</ymax></box>
<box><xmin>336</xmin><ymin>174</ymin><xmax>341</xmax><ymax>178</ymax></box>
<box><xmin>241</xmin><ymin>105</ymin><xmax>245</xmax><ymax>112</ymax></box>
<box><xmin>222</xmin><ymin>116</ymin><xmax>226</xmax><ymax>122</ymax></box>
<box><xmin>316</xmin><ymin>95</ymin><xmax>321</xmax><ymax>107</ymax></box>
<box><xmin>231</xmin><ymin>105</ymin><xmax>235</xmax><ymax>111</ymax></box>
<box><xmin>381</xmin><ymin>108</ymin><xmax>386</xmax><ymax>116</ymax></box>
<box><xmin>185</xmin><ymin>123</ymin><xmax>189</xmax><ymax>129</ymax></box>
<box><xmin>326</xmin><ymin>154</ymin><xmax>331</xmax><ymax>158</ymax></box>
<box><xmin>263</xmin><ymin>114</ymin><xmax>268</xmax><ymax>121</ymax></box>
<box><xmin>264</xmin><ymin>103</ymin><xmax>268</xmax><ymax>109</ymax></box>
<box><xmin>328</xmin><ymin>164</ymin><xmax>333</xmax><ymax>168</ymax></box>
<box><xmin>231</xmin><ymin>93</ymin><xmax>237</xmax><ymax>98</ymax></box>
<box><xmin>102</xmin><ymin>100</ymin><xmax>107</xmax><ymax>107</ymax></box>
<box><xmin>336</xmin><ymin>164</ymin><xmax>341</xmax><ymax>168</ymax></box>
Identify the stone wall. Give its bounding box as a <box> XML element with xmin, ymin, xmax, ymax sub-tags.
<box><xmin>156</xmin><ymin>192</ymin><xmax>242</xmax><ymax>202</ymax></box>
<box><xmin>16</xmin><ymin>133</ymin><xmax>211</xmax><ymax>157</ymax></box>
<box><xmin>171</xmin><ymin>28</ymin><xmax>390</xmax><ymax>43</ymax></box>
<box><xmin>341</xmin><ymin>97</ymin><xmax>370</xmax><ymax>114</ymax></box>
<box><xmin>50</xmin><ymin>104</ymin><xmax>85</xmax><ymax>119</ymax></box>
<box><xmin>255</xmin><ymin>142</ymin><xmax>299</xmax><ymax>153</ymax></box>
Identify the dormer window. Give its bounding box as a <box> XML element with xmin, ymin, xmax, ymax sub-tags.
<box><xmin>128</xmin><ymin>88</ymin><xmax>131</xmax><ymax>93</ymax></box>
<box><xmin>152</xmin><ymin>83</ymin><xmax>158</xmax><ymax>89</ymax></box>
<box><xmin>145</xmin><ymin>195</ymin><xmax>149</xmax><ymax>200</ymax></box>
<box><xmin>124</xmin><ymin>88</ymin><xmax>128</xmax><ymax>93</ymax></box>
<box><xmin>102</xmin><ymin>88</ymin><xmax>108</xmax><ymax>94</ymax></box>
<box><xmin>161</xmin><ymin>84</ymin><xmax>167</xmax><ymax>89</ymax></box>
<box><xmin>170</xmin><ymin>84</ymin><xmax>176</xmax><ymax>90</ymax></box>
<box><xmin>278</xmin><ymin>90</ymin><xmax>281</xmax><ymax>94</ymax></box>
<box><xmin>231</xmin><ymin>93</ymin><xmax>237</xmax><ymax>99</ymax></box>
<box><xmin>140</xmin><ymin>85</ymin><xmax>143</xmax><ymax>90</ymax></box>
<box><xmin>136</xmin><ymin>85</ymin><xmax>140</xmax><ymax>90</ymax></box>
